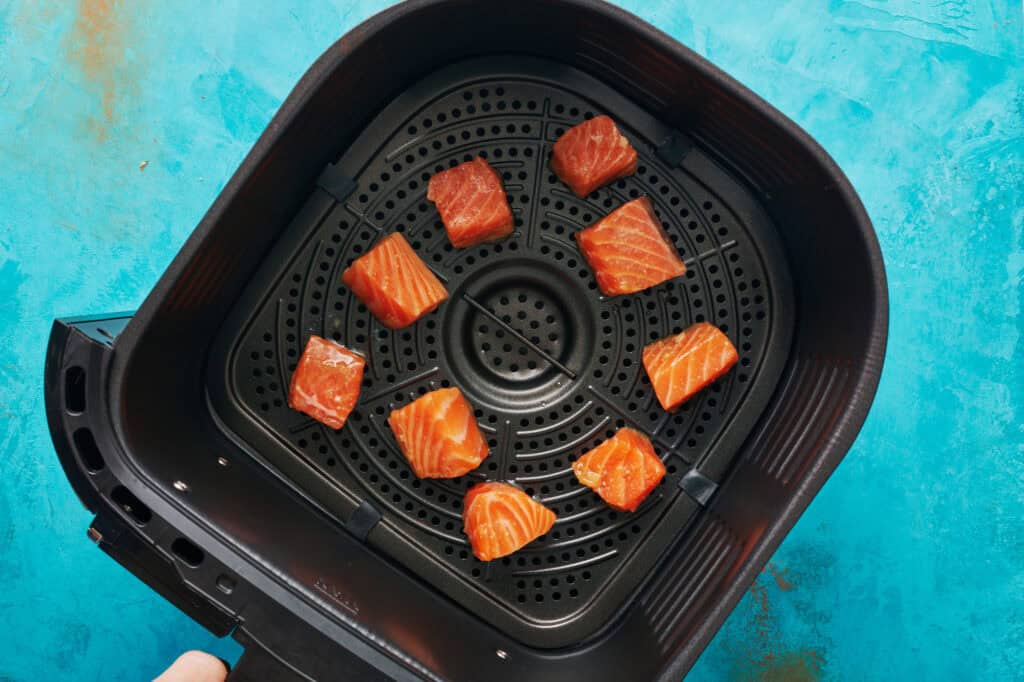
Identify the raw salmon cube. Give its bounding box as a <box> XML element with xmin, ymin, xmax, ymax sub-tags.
<box><xmin>341</xmin><ymin>232</ymin><xmax>448</xmax><ymax>329</ymax></box>
<box><xmin>463</xmin><ymin>482</ymin><xmax>557</xmax><ymax>561</ymax></box>
<box><xmin>575</xmin><ymin>196</ymin><xmax>685</xmax><ymax>296</ymax></box>
<box><xmin>388</xmin><ymin>387</ymin><xmax>488</xmax><ymax>479</ymax></box>
<box><xmin>288</xmin><ymin>335</ymin><xmax>365</xmax><ymax>430</ymax></box>
<box><xmin>427</xmin><ymin>157</ymin><xmax>514</xmax><ymax>248</ymax></box>
<box><xmin>551</xmin><ymin>115</ymin><xmax>638</xmax><ymax>197</ymax></box>
<box><xmin>642</xmin><ymin>322</ymin><xmax>739</xmax><ymax>411</ymax></box>
<box><xmin>573</xmin><ymin>428</ymin><xmax>666</xmax><ymax>512</ymax></box>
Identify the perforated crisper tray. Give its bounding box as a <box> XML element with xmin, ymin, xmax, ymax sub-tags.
<box><xmin>207</xmin><ymin>56</ymin><xmax>794</xmax><ymax>647</ymax></box>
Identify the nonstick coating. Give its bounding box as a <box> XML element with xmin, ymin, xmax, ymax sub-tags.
<box><xmin>208</xmin><ymin>56</ymin><xmax>793</xmax><ymax>647</ymax></box>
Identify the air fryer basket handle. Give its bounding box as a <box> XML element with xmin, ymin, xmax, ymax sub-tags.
<box><xmin>227</xmin><ymin>641</ymin><xmax>306</xmax><ymax>682</ymax></box>
<box><xmin>45</xmin><ymin>314</ymin><xmax>406</xmax><ymax>681</ymax></box>
<box><xmin>227</xmin><ymin>627</ymin><xmax>397</xmax><ymax>682</ymax></box>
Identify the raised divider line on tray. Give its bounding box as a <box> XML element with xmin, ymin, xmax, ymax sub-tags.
<box><xmin>361</xmin><ymin>366</ymin><xmax>441</xmax><ymax>403</ymax></box>
<box><xmin>462</xmin><ymin>293</ymin><xmax>577</xmax><ymax>378</ymax></box>
<box><xmin>683</xmin><ymin>239</ymin><xmax>738</xmax><ymax>267</ymax></box>
<box><xmin>526</xmin><ymin>102</ymin><xmax>549</xmax><ymax>248</ymax></box>
<box><xmin>287</xmin><ymin>417</ymin><xmax>317</xmax><ymax>435</ymax></box>
<box><xmin>343</xmin><ymin>203</ymin><xmax>384</xmax><ymax>233</ymax></box>
<box><xmin>586</xmin><ymin>384</ymin><xmax>675</xmax><ymax>454</ymax></box>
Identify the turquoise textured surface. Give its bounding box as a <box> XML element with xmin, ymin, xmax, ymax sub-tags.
<box><xmin>1</xmin><ymin>1</ymin><xmax>1021</xmax><ymax>680</ymax></box>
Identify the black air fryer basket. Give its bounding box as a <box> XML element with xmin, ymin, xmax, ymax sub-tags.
<box><xmin>44</xmin><ymin>1</ymin><xmax>887</xmax><ymax>679</ymax></box>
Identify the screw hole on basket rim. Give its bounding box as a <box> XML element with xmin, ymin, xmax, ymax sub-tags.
<box><xmin>216</xmin><ymin>574</ymin><xmax>236</xmax><ymax>594</ymax></box>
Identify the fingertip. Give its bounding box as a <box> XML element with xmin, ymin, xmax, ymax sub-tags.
<box><xmin>153</xmin><ymin>650</ymin><xmax>230</xmax><ymax>682</ymax></box>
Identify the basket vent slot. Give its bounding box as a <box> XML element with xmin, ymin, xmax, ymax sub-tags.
<box><xmin>111</xmin><ymin>485</ymin><xmax>152</xmax><ymax>525</ymax></box>
<box><xmin>73</xmin><ymin>427</ymin><xmax>104</xmax><ymax>473</ymax></box>
<box><xmin>171</xmin><ymin>538</ymin><xmax>205</xmax><ymax>567</ymax></box>
<box><xmin>65</xmin><ymin>366</ymin><xmax>86</xmax><ymax>414</ymax></box>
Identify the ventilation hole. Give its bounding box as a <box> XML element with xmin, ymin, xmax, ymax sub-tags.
<box><xmin>73</xmin><ymin>428</ymin><xmax>105</xmax><ymax>472</ymax></box>
<box><xmin>64</xmin><ymin>366</ymin><xmax>86</xmax><ymax>414</ymax></box>
<box><xmin>171</xmin><ymin>538</ymin><xmax>205</xmax><ymax>568</ymax></box>
<box><xmin>110</xmin><ymin>485</ymin><xmax>151</xmax><ymax>524</ymax></box>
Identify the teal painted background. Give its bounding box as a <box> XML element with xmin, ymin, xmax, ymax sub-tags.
<box><xmin>1</xmin><ymin>1</ymin><xmax>1022</xmax><ymax>679</ymax></box>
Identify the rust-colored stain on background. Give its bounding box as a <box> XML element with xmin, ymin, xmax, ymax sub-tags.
<box><xmin>749</xmin><ymin>582</ymin><xmax>774</xmax><ymax>644</ymax></box>
<box><xmin>66</xmin><ymin>0</ymin><xmax>139</xmax><ymax>141</ymax></box>
<box><xmin>768</xmin><ymin>562</ymin><xmax>794</xmax><ymax>592</ymax></box>
<box><xmin>748</xmin><ymin>650</ymin><xmax>824</xmax><ymax>682</ymax></box>
<box><xmin>730</xmin><ymin>577</ymin><xmax>824</xmax><ymax>681</ymax></box>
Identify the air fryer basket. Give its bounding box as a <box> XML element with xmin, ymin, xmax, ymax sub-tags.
<box><xmin>44</xmin><ymin>1</ymin><xmax>887</xmax><ymax>680</ymax></box>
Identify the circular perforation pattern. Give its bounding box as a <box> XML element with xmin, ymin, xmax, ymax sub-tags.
<box><xmin>476</xmin><ymin>290</ymin><xmax>560</xmax><ymax>379</ymax></box>
<box><xmin>229</xmin><ymin>72</ymin><xmax>776</xmax><ymax>623</ymax></box>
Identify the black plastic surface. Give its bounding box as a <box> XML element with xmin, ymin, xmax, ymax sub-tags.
<box><xmin>44</xmin><ymin>1</ymin><xmax>888</xmax><ymax>680</ymax></box>
<box><xmin>45</xmin><ymin>316</ymin><xmax>425</xmax><ymax>682</ymax></box>
<box><xmin>208</xmin><ymin>57</ymin><xmax>793</xmax><ymax>646</ymax></box>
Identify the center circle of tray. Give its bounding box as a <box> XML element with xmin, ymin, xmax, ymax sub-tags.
<box><xmin>443</xmin><ymin>256</ymin><xmax>597</xmax><ymax>411</ymax></box>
